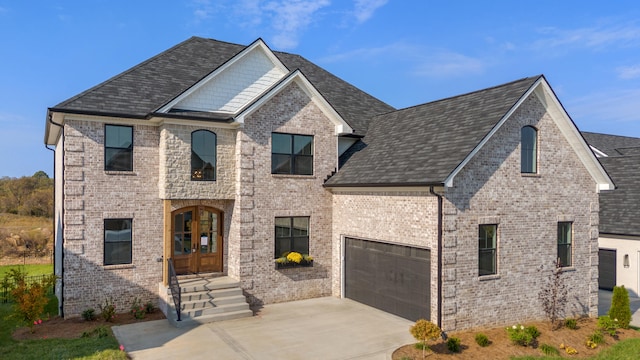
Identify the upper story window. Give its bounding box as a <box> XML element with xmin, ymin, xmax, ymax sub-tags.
<box><xmin>272</xmin><ymin>133</ymin><xmax>313</xmax><ymax>175</ymax></box>
<box><xmin>191</xmin><ymin>130</ymin><xmax>216</xmax><ymax>181</ymax></box>
<box><xmin>521</xmin><ymin>126</ymin><xmax>538</xmax><ymax>173</ymax></box>
<box><xmin>105</xmin><ymin>125</ymin><xmax>133</xmax><ymax>171</ymax></box>
<box><xmin>479</xmin><ymin>224</ymin><xmax>497</xmax><ymax>276</ymax></box>
<box><xmin>557</xmin><ymin>222</ymin><xmax>572</xmax><ymax>267</ymax></box>
<box><xmin>104</xmin><ymin>218</ymin><xmax>132</xmax><ymax>265</ymax></box>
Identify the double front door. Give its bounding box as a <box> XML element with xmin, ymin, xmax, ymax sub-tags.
<box><xmin>172</xmin><ymin>206</ymin><xmax>223</xmax><ymax>275</ymax></box>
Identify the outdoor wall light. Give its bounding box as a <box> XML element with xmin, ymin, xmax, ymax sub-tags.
<box><xmin>624</xmin><ymin>254</ymin><xmax>630</xmax><ymax>268</ymax></box>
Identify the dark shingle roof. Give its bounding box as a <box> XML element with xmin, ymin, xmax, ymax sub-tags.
<box><xmin>582</xmin><ymin>132</ymin><xmax>640</xmax><ymax>157</ymax></box>
<box><xmin>597</xmin><ymin>155</ymin><xmax>640</xmax><ymax>235</ymax></box>
<box><xmin>51</xmin><ymin>37</ymin><xmax>393</xmax><ymax>136</ymax></box>
<box><xmin>325</xmin><ymin>76</ymin><xmax>541</xmax><ymax>186</ymax></box>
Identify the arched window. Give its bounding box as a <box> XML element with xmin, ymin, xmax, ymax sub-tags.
<box><xmin>521</xmin><ymin>126</ymin><xmax>537</xmax><ymax>173</ymax></box>
<box><xmin>191</xmin><ymin>130</ymin><xmax>216</xmax><ymax>181</ymax></box>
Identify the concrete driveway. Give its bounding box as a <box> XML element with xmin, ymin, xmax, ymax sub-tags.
<box><xmin>113</xmin><ymin>297</ymin><xmax>415</xmax><ymax>360</ymax></box>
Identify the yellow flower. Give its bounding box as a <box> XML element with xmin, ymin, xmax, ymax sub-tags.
<box><xmin>286</xmin><ymin>252</ymin><xmax>303</xmax><ymax>264</ymax></box>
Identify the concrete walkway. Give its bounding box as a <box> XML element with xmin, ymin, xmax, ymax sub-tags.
<box><xmin>113</xmin><ymin>297</ymin><xmax>415</xmax><ymax>360</ymax></box>
<box><xmin>598</xmin><ymin>289</ymin><xmax>640</xmax><ymax>327</ymax></box>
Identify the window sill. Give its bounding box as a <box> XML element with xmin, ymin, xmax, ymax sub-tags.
<box><xmin>558</xmin><ymin>266</ymin><xmax>576</xmax><ymax>273</ymax></box>
<box><xmin>479</xmin><ymin>274</ymin><xmax>500</xmax><ymax>281</ymax></box>
<box><xmin>103</xmin><ymin>264</ymin><xmax>134</xmax><ymax>270</ymax></box>
<box><xmin>521</xmin><ymin>173</ymin><xmax>541</xmax><ymax>178</ymax></box>
<box><xmin>271</xmin><ymin>174</ymin><xmax>316</xmax><ymax>179</ymax></box>
<box><xmin>105</xmin><ymin>171</ymin><xmax>137</xmax><ymax>176</ymax></box>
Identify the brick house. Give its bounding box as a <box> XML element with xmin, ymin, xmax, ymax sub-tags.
<box><xmin>582</xmin><ymin>132</ymin><xmax>640</xmax><ymax>297</ymax></box>
<box><xmin>44</xmin><ymin>37</ymin><xmax>613</xmax><ymax>331</ymax></box>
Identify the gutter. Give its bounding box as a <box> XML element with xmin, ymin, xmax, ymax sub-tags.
<box><xmin>429</xmin><ymin>185</ymin><xmax>444</xmax><ymax>330</ymax></box>
<box><xmin>46</xmin><ymin>113</ymin><xmax>64</xmax><ymax>317</ymax></box>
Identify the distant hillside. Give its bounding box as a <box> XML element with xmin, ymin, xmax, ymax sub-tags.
<box><xmin>0</xmin><ymin>171</ymin><xmax>53</xmax><ymax>218</ymax></box>
<box><xmin>0</xmin><ymin>172</ymin><xmax>53</xmax><ymax>265</ymax></box>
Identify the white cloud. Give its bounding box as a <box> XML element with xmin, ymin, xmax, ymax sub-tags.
<box><xmin>567</xmin><ymin>89</ymin><xmax>640</xmax><ymax>133</ymax></box>
<box><xmin>616</xmin><ymin>65</ymin><xmax>640</xmax><ymax>80</ymax></box>
<box><xmin>532</xmin><ymin>23</ymin><xmax>640</xmax><ymax>51</ymax></box>
<box><xmin>413</xmin><ymin>51</ymin><xmax>485</xmax><ymax>78</ymax></box>
<box><xmin>262</xmin><ymin>0</ymin><xmax>331</xmax><ymax>49</ymax></box>
<box><xmin>353</xmin><ymin>0</ymin><xmax>388</xmax><ymax>24</ymax></box>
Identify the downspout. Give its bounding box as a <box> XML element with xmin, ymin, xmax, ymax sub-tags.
<box><xmin>46</xmin><ymin>113</ymin><xmax>64</xmax><ymax>317</ymax></box>
<box><xmin>429</xmin><ymin>185</ymin><xmax>443</xmax><ymax>330</ymax></box>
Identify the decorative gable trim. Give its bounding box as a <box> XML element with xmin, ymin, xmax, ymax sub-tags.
<box><xmin>444</xmin><ymin>77</ymin><xmax>615</xmax><ymax>192</ymax></box>
<box><xmin>235</xmin><ymin>69</ymin><xmax>353</xmax><ymax>135</ymax></box>
<box><xmin>155</xmin><ymin>38</ymin><xmax>289</xmax><ymax>114</ymax></box>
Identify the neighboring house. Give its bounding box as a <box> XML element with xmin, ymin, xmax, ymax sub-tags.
<box><xmin>582</xmin><ymin>132</ymin><xmax>640</xmax><ymax>297</ymax></box>
<box><xmin>44</xmin><ymin>37</ymin><xmax>614</xmax><ymax>332</ymax></box>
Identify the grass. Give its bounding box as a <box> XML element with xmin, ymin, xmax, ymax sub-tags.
<box><xmin>0</xmin><ymin>213</ymin><xmax>51</xmax><ymax>229</ymax></box>
<box><xmin>0</xmin><ymin>296</ymin><xmax>125</xmax><ymax>360</ymax></box>
<box><xmin>511</xmin><ymin>338</ymin><xmax>640</xmax><ymax>359</ymax></box>
<box><xmin>0</xmin><ymin>264</ymin><xmax>53</xmax><ymax>278</ymax></box>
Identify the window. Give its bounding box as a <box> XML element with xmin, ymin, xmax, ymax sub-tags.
<box><xmin>105</xmin><ymin>125</ymin><xmax>133</xmax><ymax>171</ymax></box>
<box><xmin>271</xmin><ymin>133</ymin><xmax>313</xmax><ymax>175</ymax></box>
<box><xmin>191</xmin><ymin>130</ymin><xmax>216</xmax><ymax>181</ymax></box>
<box><xmin>558</xmin><ymin>222</ymin><xmax>572</xmax><ymax>267</ymax></box>
<box><xmin>479</xmin><ymin>224</ymin><xmax>497</xmax><ymax>276</ymax></box>
<box><xmin>521</xmin><ymin>126</ymin><xmax>537</xmax><ymax>173</ymax></box>
<box><xmin>104</xmin><ymin>219</ymin><xmax>132</xmax><ymax>265</ymax></box>
<box><xmin>274</xmin><ymin>217</ymin><xmax>309</xmax><ymax>258</ymax></box>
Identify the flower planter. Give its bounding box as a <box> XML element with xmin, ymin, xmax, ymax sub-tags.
<box><xmin>275</xmin><ymin>260</ymin><xmax>314</xmax><ymax>269</ymax></box>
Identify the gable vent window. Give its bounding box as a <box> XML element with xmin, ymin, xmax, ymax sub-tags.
<box><xmin>521</xmin><ymin>126</ymin><xmax>538</xmax><ymax>173</ymax></box>
<box><xmin>271</xmin><ymin>133</ymin><xmax>313</xmax><ymax>175</ymax></box>
<box><xmin>191</xmin><ymin>130</ymin><xmax>216</xmax><ymax>181</ymax></box>
<box><xmin>105</xmin><ymin>125</ymin><xmax>133</xmax><ymax>171</ymax></box>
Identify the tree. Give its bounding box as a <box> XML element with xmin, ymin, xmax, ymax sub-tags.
<box><xmin>410</xmin><ymin>319</ymin><xmax>441</xmax><ymax>359</ymax></box>
<box><xmin>609</xmin><ymin>285</ymin><xmax>631</xmax><ymax>329</ymax></box>
<box><xmin>538</xmin><ymin>260</ymin><xmax>568</xmax><ymax>329</ymax></box>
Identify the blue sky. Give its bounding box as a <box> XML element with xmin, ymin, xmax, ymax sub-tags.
<box><xmin>2</xmin><ymin>1</ymin><xmax>640</xmax><ymax>178</ymax></box>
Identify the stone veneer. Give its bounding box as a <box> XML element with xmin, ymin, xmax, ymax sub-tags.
<box><xmin>230</xmin><ymin>82</ymin><xmax>336</xmax><ymax>305</ymax></box>
<box><xmin>440</xmin><ymin>93</ymin><xmax>599</xmax><ymax>331</ymax></box>
<box><xmin>61</xmin><ymin>119</ymin><xmax>163</xmax><ymax>316</ymax></box>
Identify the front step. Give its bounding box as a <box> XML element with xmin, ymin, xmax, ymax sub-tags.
<box><xmin>165</xmin><ymin>275</ymin><xmax>253</xmax><ymax>328</ymax></box>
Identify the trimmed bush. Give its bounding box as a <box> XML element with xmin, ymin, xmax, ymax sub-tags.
<box><xmin>475</xmin><ymin>333</ymin><xmax>490</xmax><ymax>347</ymax></box>
<box><xmin>446</xmin><ymin>337</ymin><xmax>461</xmax><ymax>353</ymax></box>
<box><xmin>609</xmin><ymin>285</ymin><xmax>632</xmax><ymax>329</ymax></box>
<box><xmin>81</xmin><ymin>308</ymin><xmax>96</xmax><ymax>321</ymax></box>
<box><xmin>564</xmin><ymin>318</ymin><xmax>577</xmax><ymax>329</ymax></box>
<box><xmin>506</xmin><ymin>324</ymin><xmax>540</xmax><ymax>347</ymax></box>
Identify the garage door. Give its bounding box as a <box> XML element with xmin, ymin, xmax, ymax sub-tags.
<box><xmin>599</xmin><ymin>249</ymin><xmax>616</xmax><ymax>290</ymax></box>
<box><xmin>345</xmin><ymin>237</ymin><xmax>430</xmax><ymax>321</ymax></box>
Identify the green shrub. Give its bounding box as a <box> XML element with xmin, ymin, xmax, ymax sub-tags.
<box><xmin>130</xmin><ymin>297</ymin><xmax>145</xmax><ymax>319</ymax></box>
<box><xmin>540</xmin><ymin>343</ymin><xmax>560</xmax><ymax>356</ymax></box>
<box><xmin>99</xmin><ymin>298</ymin><xmax>116</xmax><ymax>322</ymax></box>
<box><xmin>475</xmin><ymin>333</ymin><xmax>490</xmax><ymax>347</ymax></box>
<box><xmin>564</xmin><ymin>318</ymin><xmax>577</xmax><ymax>329</ymax></box>
<box><xmin>81</xmin><ymin>308</ymin><xmax>96</xmax><ymax>321</ymax></box>
<box><xmin>145</xmin><ymin>301</ymin><xmax>155</xmax><ymax>314</ymax></box>
<box><xmin>598</xmin><ymin>315</ymin><xmax>619</xmax><ymax>337</ymax></box>
<box><xmin>446</xmin><ymin>336</ymin><xmax>461</xmax><ymax>353</ymax></box>
<box><xmin>588</xmin><ymin>330</ymin><xmax>605</xmax><ymax>344</ymax></box>
<box><xmin>506</xmin><ymin>324</ymin><xmax>540</xmax><ymax>347</ymax></box>
<box><xmin>609</xmin><ymin>285</ymin><xmax>632</xmax><ymax>329</ymax></box>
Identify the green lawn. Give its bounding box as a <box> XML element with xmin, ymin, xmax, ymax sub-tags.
<box><xmin>0</xmin><ymin>298</ymin><xmax>126</xmax><ymax>360</ymax></box>
<box><xmin>0</xmin><ymin>264</ymin><xmax>53</xmax><ymax>278</ymax></box>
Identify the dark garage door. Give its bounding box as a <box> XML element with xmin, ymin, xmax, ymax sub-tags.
<box><xmin>599</xmin><ymin>249</ymin><xmax>616</xmax><ymax>290</ymax></box>
<box><xmin>345</xmin><ymin>237</ymin><xmax>430</xmax><ymax>321</ymax></box>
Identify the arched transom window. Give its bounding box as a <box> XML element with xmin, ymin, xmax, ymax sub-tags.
<box><xmin>191</xmin><ymin>130</ymin><xmax>216</xmax><ymax>181</ymax></box>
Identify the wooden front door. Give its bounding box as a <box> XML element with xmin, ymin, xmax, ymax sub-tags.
<box><xmin>172</xmin><ymin>206</ymin><xmax>223</xmax><ymax>275</ymax></box>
